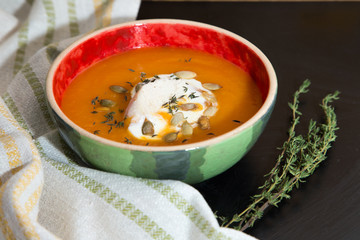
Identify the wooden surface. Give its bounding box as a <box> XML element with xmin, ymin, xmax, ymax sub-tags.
<box><xmin>138</xmin><ymin>2</ymin><xmax>360</xmax><ymax>240</ymax></box>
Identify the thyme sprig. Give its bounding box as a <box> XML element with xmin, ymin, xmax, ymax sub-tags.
<box><xmin>220</xmin><ymin>80</ymin><xmax>340</xmax><ymax>231</ymax></box>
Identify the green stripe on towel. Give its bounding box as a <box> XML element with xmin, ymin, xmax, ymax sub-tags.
<box><xmin>42</xmin><ymin>0</ymin><xmax>56</xmax><ymax>46</ymax></box>
<box><xmin>26</xmin><ymin>0</ymin><xmax>35</xmax><ymax>5</ymax></box>
<box><xmin>13</xmin><ymin>22</ymin><xmax>29</xmax><ymax>76</ymax></box>
<box><xmin>21</xmin><ymin>63</ymin><xmax>56</xmax><ymax>130</ymax></box>
<box><xmin>2</xmin><ymin>92</ymin><xmax>30</xmax><ymax>133</ymax></box>
<box><xmin>67</xmin><ymin>0</ymin><xmax>80</xmax><ymax>37</ymax></box>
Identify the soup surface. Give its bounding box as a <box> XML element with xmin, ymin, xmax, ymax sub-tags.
<box><xmin>61</xmin><ymin>47</ymin><xmax>263</xmax><ymax>146</ymax></box>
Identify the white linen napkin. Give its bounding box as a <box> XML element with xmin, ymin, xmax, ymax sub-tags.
<box><xmin>0</xmin><ymin>0</ymin><xmax>256</xmax><ymax>239</ymax></box>
<box><xmin>0</xmin><ymin>8</ymin><xmax>18</xmax><ymax>43</ymax></box>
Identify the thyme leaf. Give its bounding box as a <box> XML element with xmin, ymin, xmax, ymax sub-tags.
<box><xmin>116</xmin><ymin>121</ymin><xmax>124</xmax><ymax>128</ymax></box>
<box><xmin>162</xmin><ymin>95</ymin><xmax>179</xmax><ymax>114</ymax></box>
<box><xmin>101</xmin><ymin>112</ymin><xmax>115</xmax><ymax>123</ymax></box>
<box><xmin>91</xmin><ymin>96</ymin><xmax>99</xmax><ymax>105</ymax></box>
<box><xmin>124</xmin><ymin>137</ymin><xmax>132</xmax><ymax>144</ymax></box>
<box><xmin>188</xmin><ymin>92</ymin><xmax>198</xmax><ymax>99</ymax></box>
<box><xmin>219</xmin><ymin>80</ymin><xmax>340</xmax><ymax>231</ymax></box>
<box><xmin>140</xmin><ymin>72</ymin><xmax>146</xmax><ymax>81</ymax></box>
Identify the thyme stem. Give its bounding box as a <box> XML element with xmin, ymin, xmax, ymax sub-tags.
<box><xmin>220</xmin><ymin>80</ymin><xmax>340</xmax><ymax>231</ymax></box>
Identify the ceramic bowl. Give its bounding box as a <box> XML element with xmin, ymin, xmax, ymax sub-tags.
<box><xmin>46</xmin><ymin>19</ymin><xmax>277</xmax><ymax>184</ymax></box>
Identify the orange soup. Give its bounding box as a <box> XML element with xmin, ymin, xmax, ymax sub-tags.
<box><xmin>61</xmin><ymin>47</ymin><xmax>263</xmax><ymax>146</ymax></box>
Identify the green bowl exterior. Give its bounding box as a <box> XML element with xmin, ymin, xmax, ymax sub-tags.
<box><xmin>51</xmin><ymin>98</ymin><xmax>274</xmax><ymax>184</ymax></box>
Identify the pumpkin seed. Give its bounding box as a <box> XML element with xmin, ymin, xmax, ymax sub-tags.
<box><xmin>142</xmin><ymin>120</ymin><xmax>154</xmax><ymax>135</ymax></box>
<box><xmin>174</xmin><ymin>71</ymin><xmax>197</xmax><ymax>79</ymax></box>
<box><xmin>198</xmin><ymin>116</ymin><xmax>210</xmax><ymax>130</ymax></box>
<box><xmin>202</xmin><ymin>83</ymin><xmax>222</xmax><ymax>91</ymax></box>
<box><xmin>100</xmin><ymin>99</ymin><xmax>115</xmax><ymax>107</ymax></box>
<box><xmin>170</xmin><ymin>112</ymin><xmax>184</xmax><ymax>126</ymax></box>
<box><xmin>163</xmin><ymin>132</ymin><xmax>178</xmax><ymax>143</ymax></box>
<box><xmin>181</xmin><ymin>121</ymin><xmax>193</xmax><ymax>136</ymax></box>
<box><xmin>109</xmin><ymin>85</ymin><xmax>128</xmax><ymax>94</ymax></box>
<box><xmin>202</xmin><ymin>92</ymin><xmax>217</xmax><ymax>103</ymax></box>
<box><xmin>204</xmin><ymin>106</ymin><xmax>217</xmax><ymax>117</ymax></box>
<box><xmin>95</xmin><ymin>107</ymin><xmax>110</xmax><ymax>112</ymax></box>
<box><xmin>179</xmin><ymin>103</ymin><xmax>197</xmax><ymax>111</ymax></box>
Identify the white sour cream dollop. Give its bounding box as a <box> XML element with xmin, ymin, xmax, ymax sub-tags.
<box><xmin>125</xmin><ymin>73</ymin><xmax>217</xmax><ymax>140</ymax></box>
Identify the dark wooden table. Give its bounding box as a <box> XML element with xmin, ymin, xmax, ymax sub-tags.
<box><xmin>138</xmin><ymin>2</ymin><xmax>360</xmax><ymax>240</ymax></box>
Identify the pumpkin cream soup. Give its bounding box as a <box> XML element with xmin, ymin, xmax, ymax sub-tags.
<box><xmin>61</xmin><ymin>47</ymin><xmax>263</xmax><ymax>146</ymax></box>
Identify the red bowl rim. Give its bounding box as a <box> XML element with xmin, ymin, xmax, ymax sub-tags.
<box><xmin>46</xmin><ymin>19</ymin><xmax>277</xmax><ymax>152</ymax></box>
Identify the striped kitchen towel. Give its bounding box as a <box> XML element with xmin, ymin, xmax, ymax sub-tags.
<box><xmin>0</xmin><ymin>0</ymin><xmax>256</xmax><ymax>239</ymax></box>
